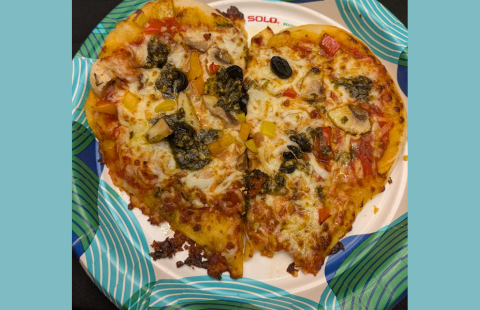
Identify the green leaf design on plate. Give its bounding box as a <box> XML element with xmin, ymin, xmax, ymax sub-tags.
<box><xmin>72</xmin><ymin>122</ymin><xmax>94</xmax><ymax>155</ymax></box>
<box><xmin>329</xmin><ymin>218</ymin><xmax>408</xmax><ymax>310</ymax></box>
<box><xmin>149</xmin><ymin>300</ymin><xmax>263</xmax><ymax>310</ymax></box>
<box><xmin>72</xmin><ymin>156</ymin><xmax>99</xmax><ymax>251</ymax></box>
<box><xmin>122</xmin><ymin>281</ymin><xmax>156</xmax><ymax>310</ymax></box>
<box><xmin>398</xmin><ymin>47</ymin><xmax>408</xmax><ymax>67</ymax></box>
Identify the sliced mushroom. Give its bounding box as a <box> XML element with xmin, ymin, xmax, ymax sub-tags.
<box><xmin>327</xmin><ymin>105</ymin><xmax>371</xmax><ymax>135</ymax></box>
<box><xmin>89</xmin><ymin>61</ymin><xmax>116</xmax><ymax>97</ymax></box>
<box><xmin>206</xmin><ymin>47</ymin><xmax>232</xmax><ymax>67</ymax></box>
<box><xmin>178</xmin><ymin>92</ymin><xmax>202</xmax><ymax>131</ymax></box>
<box><xmin>202</xmin><ymin>95</ymin><xmax>239</xmax><ymax>127</ymax></box>
<box><xmin>299</xmin><ymin>68</ymin><xmax>325</xmax><ymax>101</ymax></box>
<box><xmin>146</xmin><ymin>118</ymin><xmax>173</xmax><ymax>143</ymax></box>
<box><xmin>236</xmin><ymin>151</ymin><xmax>248</xmax><ymax>170</ymax></box>
<box><xmin>183</xmin><ymin>36</ymin><xmax>209</xmax><ymax>52</ymax></box>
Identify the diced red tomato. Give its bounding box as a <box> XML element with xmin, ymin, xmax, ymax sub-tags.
<box><xmin>144</xmin><ymin>18</ymin><xmax>180</xmax><ymax>37</ymax></box>
<box><xmin>321</xmin><ymin>127</ymin><xmax>331</xmax><ymax>144</ymax></box>
<box><xmin>283</xmin><ymin>88</ymin><xmax>297</xmax><ymax>99</ymax></box>
<box><xmin>318</xmin><ymin>208</ymin><xmax>331</xmax><ymax>223</ymax></box>
<box><xmin>209</xmin><ymin>63</ymin><xmax>220</xmax><ymax>74</ymax></box>
<box><xmin>144</xmin><ymin>19</ymin><xmax>163</xmax><ymax>34</ymax></box>
<box><xmin>310</xmin><ymin>110</ymin><xmax>320</xmax><ymax>119</ymax></box>
<box><xmin>320</xmin><ymin>34</ymin><xmax>340</xmax><ymax>57</ymax></box>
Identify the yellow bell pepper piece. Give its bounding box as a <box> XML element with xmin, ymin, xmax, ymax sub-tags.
<box><xmin>188</xmin><ymin>51</ymin><xmax>203</xmax><ymax>80</ymax></box>
<box><xmin>207</xmin><ymin>141</ymin><xmax>222</xmax><ymax>156</ymax></box>
<box><xmin>208</xmin><ymin>133</ymin><xmax>235</xmax><ymax>157</ymax></box>
<box><xmin>154</xmin><ymin>99</ymin><xmax>176</xmax><ymax>112</ymax></box>
<box><xmin>246</xmin><ymin>139</ymin><xmax>258</xmax><ymax>153</ymax></box>
<box><xmin>236</xmin><ymin>112</ymin><xmax>246</xmax><ymax>123</ymax></box>
<box><xmin>219</xmin><ymin>133</ymin><xmax>235</xmax><ymax>148</ymax></box>
<box><xmin>92</xmin><ymin>101</ymin><xmax>117</xmax><ymax>115</ymax></box>
<box><xmin>187</xmin><ymin>51</ymin><xmax>205</xmax><ymax>95</ymax></box>
<box><xmin>260</xmin><ymin>121</ymin><xmax>276</xmax><ymax>139</ymax></box>
<box><xmin>133</xmin><ymin>10</ymin><xmax>148</xmax><ymax>27</ymax></box>
<box><xmin>238</xmin><ymin>123</ymin><xmax>251</xmax><ymax>141</ymax></box>
<box><xmin>122</xmin><ymin>91</ymin><xmax>140</xmax><ymax>113</ymax></box>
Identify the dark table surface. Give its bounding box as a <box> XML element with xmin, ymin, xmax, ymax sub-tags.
<box><xmin>72</xmin><ymin>1</ymin><xmax>408</xmax><ymax>309</ymax></box>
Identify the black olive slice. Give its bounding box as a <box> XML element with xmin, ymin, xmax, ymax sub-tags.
<box><xmin>270</xmin><ymin>56</ymin><xmax>292</xmax><ymax>79</ymax></box>
<box><xmin>280</xmin><ymin>159</ymin><xmax>297</xmax><ymax>174</ymax></box>
<box><xmin>174</xmin><ymin>70</ymin><xmax>188</xmax><ymax>92</ymax></box>
<box><xmin>283</xmin><ymin>152</ymin><xmax>295</xmax><ymax>160</ymax></box>
<box><xmin>225</xmin><ymin>65</ymin><xmax>244</xmax><ymax>81</ymax></box>
<box><xmin>239</xmin><ymin>94</ymin><xmax>249</xmax><ymax>114</ymax></box>
<box><xmin>287</xmin><ymin>145</ymin><xmax>303</xmax><ymax>159</ymax></box>
<box><xmin>289</xmin><ymin>133</ymin><xmax>312</xmax><ymax>153</ymax></box>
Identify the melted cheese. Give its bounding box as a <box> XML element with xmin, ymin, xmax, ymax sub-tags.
<box><xmin>309</xmin><ymin>156</ymin><xmax>330</xmax><ymax>180</ymax></box>
<box><xmin>168</xmin><ymin>44</ymin><xmax>188</xmax><ymax>68</ymax></box>
<box><xmin>182</xmin><ymin>173</ymin><xmax>215</xmax><ymax>191</ymax></box>
<box><xmin>213</xmin><ymin>171</ymin><xmax>243</xmax><ymax>194</ymax></box>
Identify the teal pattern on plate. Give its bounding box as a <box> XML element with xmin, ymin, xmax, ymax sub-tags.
<box><xmin>72</xmin><ymin>56</ymin><xmax>94</xmax><ymax>132</ymax></box>
<box><xmin>335</xmin><ymin>0</ymin><xmax>408</xmax><ymax>64</ymax></box>
<box><xmin>123</xmin><ymin>276</ymin><xmax>320</xmax><ymax>310</ymax></box>
<box><xmin>83</xmin><ymin>179</ymin><xmax>156</xmax><ymax>308</ymax></box>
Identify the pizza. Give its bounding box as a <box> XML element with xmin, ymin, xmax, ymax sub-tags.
<box><xmin>84</xmin><ymin>0</ymin><xmax>407</xmax><ymax>280</ymax></box>
<box><xmin>242</xmin><ymin>25</ymin><xmax>406</xmax><ymax>275</ymax></box>
<box><xmin>84</xmin><ymin>0</ymin><xmax>249</xmax><ymax>279</ymax></box>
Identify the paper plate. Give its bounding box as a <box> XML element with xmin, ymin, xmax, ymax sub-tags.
<box><xmin>72</xmin><ymin>1</ymin><xmax>408</xmax><ymax>309</ymax></box>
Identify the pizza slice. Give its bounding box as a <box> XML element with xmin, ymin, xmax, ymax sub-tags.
<box><xmin>84</xmin><ymin>0</ymin><xmax>249</xmax><ymax>279</ymax></box>
<box><xmin>242</xmin><ymin>25</ymin><xmax>407</xmax><ymax>275</ymax></box>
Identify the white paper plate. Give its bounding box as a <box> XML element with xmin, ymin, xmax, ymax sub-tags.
<box><xmin>72</xmin><ymin>1</ymin><xmax>408</xmax><ymax>309</ymax></box>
